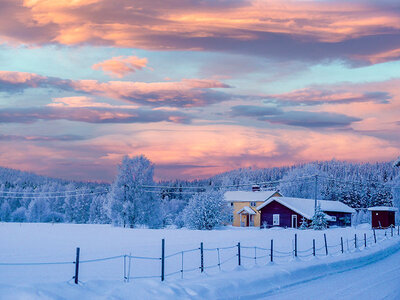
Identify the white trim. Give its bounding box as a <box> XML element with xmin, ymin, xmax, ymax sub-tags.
<box><xmin>367</xmin><ymin>206</ymin><xmax>398</xmax><ymax>212</ymax></box>
<box><xmin>236</xmin><ymin>206</ymin><xmax>256</xmax><ymax>215</ymax></box>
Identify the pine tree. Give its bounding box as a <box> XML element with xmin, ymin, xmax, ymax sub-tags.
<box><xmin>311</xmin><ymin>204</ymin><xmax>328</xmax><ymax>230</ymax></box>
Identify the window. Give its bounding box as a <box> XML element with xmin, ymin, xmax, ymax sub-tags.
<box><xmin>273</xmin><ymin>214</ymin><xmax>280</xmax><ymax>226</ymax></box>
<box><xmin>231</xmin><ymin>202</ymin><xmax>234</xmax><ymax>206</ymax></box>
<box><xmin>331</xmin><ymin>216</ymin><xmax>337</xmax><ymax>222</ymax></box>
<box><xmin>250</xmin><ymin>201</ymin><xmax>257</xmax><ymax>207</ymax></box>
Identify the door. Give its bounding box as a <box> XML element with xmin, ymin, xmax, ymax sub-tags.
<box><xmin>291</xmin><ymin>215</ymin><xmax>297</xmax><ymax>228</ymax></box>
<box><xmin>240</xmin><ymin>214</ymin><xmax>247</xmax><ymax>227</ymax></box>
<box><xmin>249</xmin><ymin>215</ymin><xmax>254</xmax><ymax>227</ymax></box>
<box><xmin>273</xmin><ymin>214</ymin><xmax>280</xmax><ymax>226</ymax></box>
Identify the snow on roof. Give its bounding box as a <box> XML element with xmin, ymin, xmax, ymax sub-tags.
<box><xmin>236</xmin><ymin>206</ymin><xmax>256</xmax><ymax>215</ymax></box>
<box><xmin>224</xmin><ymin>190</ymin><xmax>280</xmax><ymax>202</ymax></box>
<box><xmin>367</xmin><ymin>206</ymin><xmax>398</xmax><ymax>212</ymax></box>
<box><xmin>256</xmin><ymin>197</ymin><xmax>356</xmax><ymax>220</ymax></box>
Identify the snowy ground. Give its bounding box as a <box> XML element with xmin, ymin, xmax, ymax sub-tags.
<box><xmin>0</xmin><ymin>223</ymin><xmax>399</xmax><ymax>299</ymax></box>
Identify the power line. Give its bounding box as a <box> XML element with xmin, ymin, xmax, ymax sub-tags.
<box><xmin>0</xmin><ymin>191</ymin><xmax>107</xmax><ymax>199</ymax></box>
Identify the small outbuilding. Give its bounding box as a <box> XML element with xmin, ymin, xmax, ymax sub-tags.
<box><xmin>368</xmin><ymin>206</ymin><xmax>397</xmax><ymax>229</ymax></box>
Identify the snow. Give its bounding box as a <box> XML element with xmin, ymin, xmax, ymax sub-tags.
<box><xmin>367</xmin><ymin>206</ymin><xmax>398</xmax><ymax>211</ymax></box>
<box><xmin>236</xmin><ymin>206</ymin><xmax>256</xmax><ymax>215</ymax></box>
<box><xmin>0</xmin><ymin>222</ymin><xmax>398</xmax><ymax>299</ymax></box>
<box><xmin>224</xmin><ymin>190</ymin><xmax>279</xmax><ymax>202</ymax></box>
<box><xmin>257</xmin><ymin>197</ymin><xmax>356</xmax><ymax>219</ymax></box>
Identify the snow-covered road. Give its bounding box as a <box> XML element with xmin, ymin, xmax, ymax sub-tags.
<box><xmin>249</xmin><ymin>246</ymin><xmax>400</xmax><ymax>300</ymax></box>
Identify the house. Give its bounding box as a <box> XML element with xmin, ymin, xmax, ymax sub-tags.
<box><xmin>256</xmin><ymin>197</ymin><xmax>356</xmax><ymax>228</ymax></box>
<box><xmin>368</xmin><ymin>206</ymin><xmax>397</xmax><ymax>229</ymax></box>
<box><xmin>224</xmin><ymin>187</ymin><xmax>282</xmax><ymax>227</ymax></box>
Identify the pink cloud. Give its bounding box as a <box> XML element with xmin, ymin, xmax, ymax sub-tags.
<box><xmin>0</xmin><ymin>71</ymin><xmax>231</xmax><ymax>107</ymax></box>
<box><xmin>92</xmin><ymin>55</ymin><xmax>148</xmax><ymax>78</ymax></box>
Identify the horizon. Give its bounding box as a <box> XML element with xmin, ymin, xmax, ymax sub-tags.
<box><xmin>1</xmin><ymin>0</ymin><xmax>400</xmax><ymax>182</ymax></box>
<box><xmin>0</xmin><ymin>157</ymin><xmax>397</xmax><ymax>183</ymax></box>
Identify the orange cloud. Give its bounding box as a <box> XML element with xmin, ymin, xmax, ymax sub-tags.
<box><xmin>92</xmin><ymin>55</ymin><xmax>148</xmax><ymax>78</ymax></box>
<box><xmin>0</xmin><ymin>0</ymin><xmax>398</xmax><ymax>64</ymax></box>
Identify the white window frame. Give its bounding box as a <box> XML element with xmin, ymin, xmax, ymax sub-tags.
<box><xmin>250</xmin><ymin>201</ymin><xmax>257</xmax><ymax>207</ymax></box>
<box><xmin>273</xmin><ymin>214</ymin><xmax>280</xmax><ymax>226</ymax></box>
<box><xmin>291</xmin><ymin>214</ymin><xmax>297</xmax><ymax>228</ymax></box>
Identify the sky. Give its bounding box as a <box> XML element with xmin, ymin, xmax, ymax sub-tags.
<box><xmin>0</xmin><ymin>0</ymin><xmax>400</xmax><ymax>182</ymax></box>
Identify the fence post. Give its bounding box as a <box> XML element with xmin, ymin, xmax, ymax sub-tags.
<box><xmin>324</xmin><ymin>234</ymin><xmax>328</xmax><ymax>256</ymax></box>
<box><xmin>294</xmin><ymin>234</ymin><xmax>297</xmax><ymax>257</ymax></box>
<box><xmin>161</xmin><ymin>239</ymin><xmax>165</xmax><ymax>281</ymax></box>
<box><xmin>200</xmin><ymin>242</ymin><xmax>204</xmax><ymax>272</ymax></box>
<box><xmin>270</xmin><ymin>240</ymin><xmax>273</xmax><ymax>263</ymax></box>
<box><xmin>237</xmin><ymin>242</ymin><xmax>241</xmax><ymax>266</ymax></box>
<box><xmin>373</xmin><ymin>229</ymin><xmax>376</xmax><ymax>243</ymax></box>
<box><xmin>398</xmin><ymin>225</ymin><xmax>399</xmax><ymax>236</ymax></box>
<box><xmin>341</xmin><ymin>237</ymin><xmax>344</xmax><ymax>254</ymax></box>
<box><xmin>391</xmin><ymin>226</ymin><xmax>393</xmax><ymax>237</ymax></box>
<box><xmin>355</xmin><ymin>234</ymin><xmax>357</xmax><ymax>249</ymax></box>
<box><xmin>364</xmin><ymin>233</ymin><xmax>367</xmax><ymax>247</ymax></box>
<box><xmin>313</xmin><ymin>239</ymin><xmax>316</xmax><ymax>257</ymax></box>
<box><xmin>74</xmin><ymin>247</ymin><xmax>80</xmax><ymax>284</ymax></box>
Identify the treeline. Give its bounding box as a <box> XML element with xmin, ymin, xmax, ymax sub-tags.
<box><xmin>0</xmin><ymin>158</ymin><xmax>399</xmax><ymax>228</ymax></box>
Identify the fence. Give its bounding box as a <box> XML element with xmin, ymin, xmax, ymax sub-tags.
<box><xmin>1</xmin><ymin>226</ymin><xmax>399</xmax><ymax>284</ymax></box>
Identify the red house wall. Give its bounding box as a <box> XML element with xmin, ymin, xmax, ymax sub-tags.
<box><xmin>371</xmin><ymin>211</ymin><xmax>396</xmax><ymax>228</ymax></box>
<box><xmin>259</xmin><ymin>200</ymin><xmax>305</xmax><ymax>228</ymax></box>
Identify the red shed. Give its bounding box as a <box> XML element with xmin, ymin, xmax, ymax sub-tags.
<box><xmin>368</xmin><ymin>206</ymin><xmax>397</xmax><ymax>229</ymax></box>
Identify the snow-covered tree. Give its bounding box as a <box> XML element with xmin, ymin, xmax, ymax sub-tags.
<box><xmin>183</xmin><ymin>190</ymin><xmax>231</xmax><ymax>230</ymax></box>
<box><xmin>11</xmin><ymin>207</ymin><xmax>27</xmax><ymax>222</ymax></box>
<box><xmin>0</xmin><ymin>201</ymin><xmax>11</xmax><ymax>222</ymax></box>
<box><xmin>107</xmin><ymin>155</ymin><xmax>158</xmax><ymax>228</ymax></box>
<box><xmin>27</xmin><ymin>197</ymin><xmax>50</xmax><ymax>222</ymax></box>
<box><xmin>311</xmin><ymin>204</ymin><xmax>328</xmax><ymax>230</ymax></box>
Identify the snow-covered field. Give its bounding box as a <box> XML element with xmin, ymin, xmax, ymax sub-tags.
<box><xmin>0</xmin><ymin>223</ymin><xmax>399</xmax><ymax>299</ymax></box>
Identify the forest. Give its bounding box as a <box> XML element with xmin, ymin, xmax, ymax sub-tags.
<box><xmin>0</xmin><ymin>156</ymin><xmax>399</xmax><ymax>228</ymax></box>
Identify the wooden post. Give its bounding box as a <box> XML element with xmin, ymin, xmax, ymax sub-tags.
<box><xmin>324</xmin><ymin>234</ymin><xmax>328</xmax><ymax>256</ymax></box>
<box><xmin>270</xmin><ymin>240</ymin><xmax>273</xmax><ymax>263</ymax></box>
<box><xmin>355</xmin><ymin>234</ymin><xmax>357</xmax><ymax>249</ymax></box>
<box><xmin>341</xmin><ymin>237</ymin><xmax>344</xmax><ymax>254</ymax></box>
<box><xmin>161</xmin><ymin>239</ymin><xmax>165</xmax><ymax>281</ymax></box>
<box><xmin>398</xmin><ymin>225</ymin><xmax>399</xmax><ymax>236</ymax></box>
<box><xmin>200</xmin><ymin>242</ymin><xmax>204</xmax><ymax>272</ymax></box>
<box><xmin>294</xmin><ymin>234</ymin><xmax>297</xmax><ymax>257</ymax></box>
<box><xmin>237</xmin><ymin>242</ymin><xmax>241</xmax><ymax>266</ymax></box>
<box><xmin>391</xmin><ymin>226</ymin><xmax>393</xmax><ymax>237</ymax></box>
<box><xmin>313</xmin><ymin>239</ymin><xmax>316</xmax><ymax>257</ymax></box>
<box><xmin>74</xmin><ymin>247</ymin><xmax>80</xmax><ymax>284</ymax></box>
<box><xmin>364</xmin><ymin>233</ymin><xmax>367</xmax><ymax>247</ymax></box>
<box><xmin>373</xmin><ymin>229</ymin><xmax>377</xmax><ymax>243</ymax></box>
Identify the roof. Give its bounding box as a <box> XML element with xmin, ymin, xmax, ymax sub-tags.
<box><xmin>224</xmin><ymin>190</ymin><xmax>280</xmax><ymax>202</ymax></box>
<box><xmin>236</xmin><ymin>206</ymin><xmax>256</xmax><ymax>215</ymax></box>
<box><xmin>367</xmin><ymin>206</ymin><xmax>398</xmax><ymax>212</ymax></box>
<box><xmin>256</xmin><ymin>197</ymin><xmax>356</xmax><ymax>220</ymax></box>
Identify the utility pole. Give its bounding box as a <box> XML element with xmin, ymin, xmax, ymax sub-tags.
<box><xmin>314</xmin><ymin>174</ymin><xmax>318</xmax><ymax>213</ymax></box>
<box><xmin>123</xmin><ymin>184</ymin><xmax>127</xmax><ymax>228</ymax></box>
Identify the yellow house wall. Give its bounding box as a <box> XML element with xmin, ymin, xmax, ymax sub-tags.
<box><xmin>230</xmin><ymin>192</ymin><xmax>282</xmax><ymax>227</ymax></box>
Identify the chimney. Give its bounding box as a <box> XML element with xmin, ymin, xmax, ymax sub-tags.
<box><xmin>252</xmin><ymin>184</ymin><xmax>261</xmax><ymax>192</ymax></box>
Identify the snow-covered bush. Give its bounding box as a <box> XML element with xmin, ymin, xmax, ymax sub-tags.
<box><xmin>311</xmin><ymin>205</ymin><xmax>328</xmax><ymax>230</ymax></box>
<box><xmin>299</xmin><ymin>217</ymin><xmax>308</xmax><ymax>230</ymax></box>
<box><xmin>183</xmin><ymin>190</ymin><xmax>231</xmax><ymax>230</ymax></box>
<box><xmin>11</xmin><ymin>207</ymin><xmax>27</xmax><ymax>222</ymax></box>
